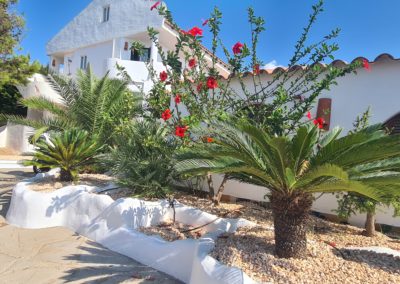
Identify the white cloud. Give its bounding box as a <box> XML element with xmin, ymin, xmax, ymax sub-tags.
<box><xmin>262</xmin><ymin>60</ymin><xmax>281</xmax><ymax>69</ymax></box>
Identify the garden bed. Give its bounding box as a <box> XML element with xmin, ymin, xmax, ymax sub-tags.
<box><xmin>169</xmin><ymin>192</ymin><xmax>400</xmax><ymax>284</ymax></box>
<box><xmin>138</xmin><ymin>220</ymin><xmax>205</xmax><ymax>241</ymax></box>
<box><xmin>25</xmin><ymin>173</ymin><xmax>114</xmax><ymax>192</ymax></box>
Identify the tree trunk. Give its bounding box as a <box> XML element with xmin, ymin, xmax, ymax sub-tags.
<box><xmin>206</xmin><ymin>172</ymin><xmax>215</xmax><ymax>199</ymax></box>
<box><xmin>364</xmin><ymin>212</ymin><xmax>376</xmax><ymax>237</ymax></box>
<box><xmin>270</xmin><ymin>192</ymin><xmax>313</xmax><ymax>258</ymax></box>
<box><xmin>213</xmin><ymin>175</ymin><xmax>229</xmax><ymax>205</ymax></box>
<box><xmin>60</xmin><ymin>169</ymin><xmax>73</xmax><ymax>182</ymax></box>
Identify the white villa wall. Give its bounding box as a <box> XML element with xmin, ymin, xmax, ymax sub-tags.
<box><xmin>0</xmin><ymin>126</ymin><xmax>7</xmax><ymax>148</ymax></box>
<box><xmin>221</xmin><ymin>58</ymin><xmax>400</xmax><ymax>228</ymax></box>
<box><xmin>46</xmin><ymin>0</ymin><xmax>164</xmax><ymax>55</ymax></box>
<box><xmin>64</xmin><ymin>40</ymin><xmax>114</xmax><ymax>78</ymax></box>
<box><xmin>321</xmin><ymin>59</ymin><xmax>400</xmax><ymax>132</ymax></box>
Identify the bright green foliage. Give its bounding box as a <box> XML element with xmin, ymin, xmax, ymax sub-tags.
<box><xmin>105</xmin><ymin>120</ymin><xmax>178</xmax><ymax>198</ymax></box>
<box><xmin>24</xmin><ymin>129</ymin><xmax>102</xmax><ymax>182</ymax></box>
<box><xmin>175</xmin><ymin>121</ymin><xmax>400</xmax><ymax>201</ymax></box>
<box><xmin>0</xmin><ymin>68</ymin><xmax>142</xmax><ymax>146</ymax></box>
<box><xmin>0</xmin><ymin>0</ymin><xmax>40</xmax><ymax>87</ymax></box>
<box><xmin>0</xmin><ymin>84</ymin><xmax>27</xmax><ymax>118</ymax></box>
<box><xmin>336</xmin><ymin>108</ymin><xmax>400</xmax><ymax>221</ymax></box>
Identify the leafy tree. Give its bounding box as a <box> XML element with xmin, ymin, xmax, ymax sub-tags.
<box><xmin>105</xmin><ymin>120</ymin><xmax>178</xmax><ymax>198</ymax></box>
<box><xmin>24</xmin><ymin>129</ymin><xmax>102</xmax><ymax>182</ymax></box>
<box><xmin>146</xmin><ymin>0</ymin><xmax>359</xmax><ymax>202</ymax></box>
<box><xmin>335</xmin><ymin>108</ymin><xmax>400</xmax><ymax>236</ymax></box>
<box><xmin>0</xmin><ymin>84</ymin><xmax>27</xmax><ymax>117</ymax></box>
<box><xmin>175</xmin><ymin>121</ymin><xmax>400</xmax><ymax>258</ymax></box>
<box><xmin>0</xmin><ymin>0</ymin><xmax>40</xmax><ymax>87</ymax></box>
<box><xmin>0</xmin><ymin>68</ymin><xmax>142</xmax><ymax>147</ymax></box>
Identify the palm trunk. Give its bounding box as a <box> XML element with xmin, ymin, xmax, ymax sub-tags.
<box><xmin>270</xmin><ymin>192</ymin><xmax>313</xmax><ymax>258</ymax></box>
<box><xmin>60</xmin><ymin>169</ymin><xmax>73</xmax><ymax>182</ymax></box>
<box><xmin>364</xmin><ymin>212</ymin><xmax>376</xmax><ymax>237</ymax></box>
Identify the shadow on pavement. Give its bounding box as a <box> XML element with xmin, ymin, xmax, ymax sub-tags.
<box><xmin>62</xmin><ymin>239</ymin><xmax>183</xmax><ymax>284</ymax></box>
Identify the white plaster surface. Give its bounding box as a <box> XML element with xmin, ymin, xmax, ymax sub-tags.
<box><xmin>46</xmin><ymin>0</ymin><xmax>164</xmax><ymax>55</ymax></box>
<box><xmin>6</xmin><ymin>170</ymin><xmax>257</xmax><ymax>284</ymax></box>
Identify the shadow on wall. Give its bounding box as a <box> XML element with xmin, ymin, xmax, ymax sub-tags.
<box><xmin>61</xmin><ymin>239</ymin><xmax>182</xmax><ymax>284</ymax></box>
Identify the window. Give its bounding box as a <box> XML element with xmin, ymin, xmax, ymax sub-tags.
<box><xmin>130</xmin><ymin>48</ymin><xmax>151</xmax><ymax>62</ymax></box>
<box><xmin>80</xmin><ymin>56</ymin><xmax>88</xmax><ymax>70</ymax></box>
<box><xmin>103</xmin><ymin>6</ymin><xmax>110</xmax><ymax>22</ymax></box>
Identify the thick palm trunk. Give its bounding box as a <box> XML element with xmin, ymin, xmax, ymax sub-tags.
<box><xmin>60</xmin><ymin>169</ymin><xmax>73</xmax><ymax>182</ymax></box>
<box><xmin>364</xmin><ymin>212</ymin><xmax>376</xmax><ymax>237</ymax></box>
<box><xmin>270</xmin><ymin>192</ymin><xmax>313</xmax><ymax>258</ymax></box>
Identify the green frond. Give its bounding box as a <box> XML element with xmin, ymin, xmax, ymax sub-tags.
<box><xmin>20</xmin><ymin>97</ymin><xmax>66</xmax><ymax>118</ymax></box>
<box><xmin>295</xmin><ymin>164</ymin><xmax>349</xmax><ymax>189</ymax></box>
<box><xmin>304</xmin><ymin>180</ymin><xmax>381</xmax><ymax>201</ymax></box>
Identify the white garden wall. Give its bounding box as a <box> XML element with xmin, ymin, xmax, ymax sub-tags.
<box><xmin>6</xmin><ymin>170</ymin><xmax>257</xmax><ymax>284</ymax></box>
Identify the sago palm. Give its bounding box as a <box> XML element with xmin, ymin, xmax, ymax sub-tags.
<box><xmin>24</xmin><ymin>129</ymin><xmax>102</xmax><ymax>182</ymax></box>
<box><xmin>0</xmin><ymin>68</ymin><xmax>142</xmax><ymax>146</ymax></box>
<box><xmin>175</xmin><ymin>122</ymin><xmax>400</xmax><ymax>258</ymax></box>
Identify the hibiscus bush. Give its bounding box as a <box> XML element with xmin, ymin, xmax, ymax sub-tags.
<box><xmin>142</xmin><ymin>0</ymin><xmax>362</xmax><ymax>201</ymax></box>
<box><xmin>147</xmin><ymin>0</ymin><xmax>360</xmax><ymax>137</ymax></box>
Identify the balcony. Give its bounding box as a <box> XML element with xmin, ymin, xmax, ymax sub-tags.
<box><xmin>106</xmin><ymin>58</ymin><xmax>165</xmax><ymax>83</ymax></box>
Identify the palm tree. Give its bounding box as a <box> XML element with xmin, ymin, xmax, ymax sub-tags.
<box><xmin>0</xmin><ymin>68</ymin><xmax>142</xmax><ymax>146</ymax></box>
<box><xmin>175</xmin><ymin>121</ymin><xmax>400</xmax><ymax>258</ymax></box>
<box><xmin>24</xmin><ymin>129</ymin><xmax>102</xmax><ymax>182</ymax></box>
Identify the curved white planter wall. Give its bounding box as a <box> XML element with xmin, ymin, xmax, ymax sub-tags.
<box><xmin>6</xmin><ymin>170</ymin><xmax>257</xmax><ymax>284</ymax></box>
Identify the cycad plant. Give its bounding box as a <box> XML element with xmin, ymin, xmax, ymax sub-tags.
<box><xmin>105</xmin><ymin>120</ymin><xmax>178</xmax><ymax>198</ymax></box>
<box><xmin>175</xmin><ymin>121</ymin><xmax>400</xmax><ymax>258</ymax></box>
<box><xmin>24</xmin><ymin>129</ymin><xmax>102</xmax><ymax>182</ymax></box>
<box><xmin>0</xmin><ymin>68</ymin><xmax>142</xmax><ymax>146</ymax></box>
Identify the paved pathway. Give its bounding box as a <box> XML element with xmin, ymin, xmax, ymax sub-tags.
<box><xmin>0</xmin><ymin>168</ymin><xmax>182</xmax><ymax>284</ymax></box>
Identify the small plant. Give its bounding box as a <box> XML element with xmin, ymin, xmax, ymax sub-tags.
<box><xmin>24</xmin><ymin>129</ymin><xmax>102</xmax><ymax>182</ymax></box>
<box><xmin>106</xmin><ymin>120</ymin><xmax>178</xmax><ymax>198</ymax></box>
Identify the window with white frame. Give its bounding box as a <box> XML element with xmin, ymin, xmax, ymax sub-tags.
<box><xmin>80</xmin><ymin>56</ymin><xmax>88</xmax><ymax>70</ymax></box>
<box><xmin>103</xmin><ymin>5</ymin><xmax>110</xmax><ymax>22</ymax></box>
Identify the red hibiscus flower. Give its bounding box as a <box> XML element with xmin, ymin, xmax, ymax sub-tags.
<box><xmin>160</xmin><ymin>71</ymin><xmax>168</xmax><ymax>82</ymax></box>
<box><xmin>161</xmin><ymin>109</ymin><xmax>172</xmax><ymax>121</ymax></box>
<box><xmin>150</xmin><ymin>1</ymin><xmax>161</xmax><ymax>11</ymax></box>
<box><xmin>232</xmin><ymin>42</ymin><xmax>244</xmax><ymax>55</ymax></box>
<box><xmin>206</xmin><ymin>137</ymin><xmax>214</xmax><ymax>143</ymax></box>
<box><xmin>197</xmin><ymin>82</ymin><xmax>203</xmax><ymax>92</ymax></box>
<box><xmin>306</xmin><ymin>111</ymin><xmax>312</xmax><ymax>120</ymax></box>
<box><xmin>207</xmin><ymin>77</ymin><xmax>218</xmax><ymax>89</ymax></box>
<box><xmin>313</xmin><ymin>117</ymin><xmax>325</xmax><ymax>129</ymax></box>
<box><xmin>202</xmin><ymin>19</ymin><xmax>209</xmax><ymax>26</ymax></box>
<box><xmin>188</xmin><ymin>58</ymin><xmax>197</xmax><ymax>69</ymax></box>
<box><xmin>362</xmin><ymin>59</ymin><xmax>371</xmax><ymax>71</ymax></box>
<box><xmin>174</xmin><ymin>95</ymin><xmax>181</xmax><ymax>104</ymax></box>
<box><xmin>187</xmin><ymin>27</ymin><xmax>203</xmax><ymax>37</ymax></box>
<box><xmin>253</xmin><ymin>64</ymin><xmax>260</xmax><ymax>75</ymax></box>
<box><xmin>175</xmin><ymin>126</ymin><xmax>187</xmax><ymax>138</ymax></box>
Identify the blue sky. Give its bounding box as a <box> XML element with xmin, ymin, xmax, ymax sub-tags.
<box><xmin>16</xmin><ymin>0</ymin><xmax>400</xmax><ymax>67</ymax></box>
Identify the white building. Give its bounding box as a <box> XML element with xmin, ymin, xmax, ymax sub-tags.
<box><xmin>46</xmin><ymin>0</ymin><xmax>229</xmax><ymax>93</ymax></box>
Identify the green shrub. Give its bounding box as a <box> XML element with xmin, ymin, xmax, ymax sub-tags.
<box><xmin>24</xmin><ymin>129</ymin><xmax>102</xmax><ymax>182</ymax></box>
<box><xmin>106</xmin><ymin>120</ymin><xmax>178</xmax><ymax>198</ymax></box>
